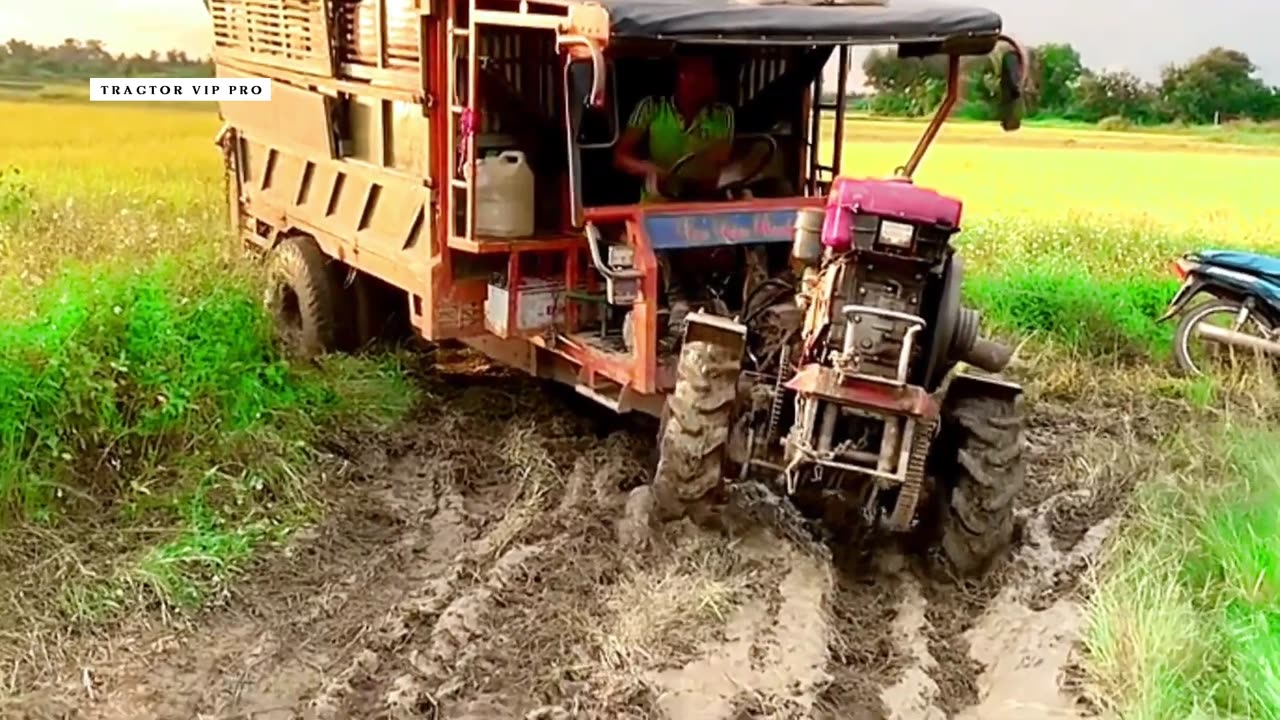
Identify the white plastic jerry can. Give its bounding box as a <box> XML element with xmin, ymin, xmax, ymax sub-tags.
<box><xmin>474</xmin><ymin>150</ymin><xmax>535</xmax><ymax>238</ymax></box>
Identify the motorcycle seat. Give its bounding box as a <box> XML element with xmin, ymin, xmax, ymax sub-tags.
<box><xmin>1199</xmin><ymin>250</ymin><xmax>1280</xmax><ymax>285</ymax></box>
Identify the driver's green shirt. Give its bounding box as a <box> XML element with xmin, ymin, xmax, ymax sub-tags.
<box><xmin>627</xmin><ymin>96</ymin><xmax>734</xmax><ymax>202</ymax></box>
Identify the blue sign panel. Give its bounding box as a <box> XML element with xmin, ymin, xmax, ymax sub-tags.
<box><xmin>643</xmin><ymin>209</ymin><xmax>797</xmax><ymax>250</ymax></box>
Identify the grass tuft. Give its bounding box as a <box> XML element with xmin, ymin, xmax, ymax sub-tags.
<box><xmin>0</xmin><ymin>165</ymin><xmax>34</xmax><ymax>229</ymax></box>
<box><xmin>966</xmin><ymin>264</ymin><xmax>1178</xmax><ymax>358</ymax></box>
<box><xmin>597</xmin><ymin>531</ymin><xmax>750</xmax><ymax>674</ymax></box>
<box><xmin>1084</xmin><ymin>425</ymin><xmax>1280</xmax><ymax>720</ymax></box>
<box><xmin>0</xmin><ymin>256</ymin><xmax>414</xmax><ymax>620</ymax></box>
<box><xmin>0</xmin><ymin>258</ymin><xmax>379</xmax><ymax>522</ymax></box>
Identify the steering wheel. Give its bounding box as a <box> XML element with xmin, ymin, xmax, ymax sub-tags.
<box><xmin>656</xmin><ymin>135</ymin><xmax>778</xmax><ymax>201</ymax></box>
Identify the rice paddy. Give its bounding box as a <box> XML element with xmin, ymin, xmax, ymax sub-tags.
<box><xmin>1</xmin><ymin>97</ymin><xmax>1278</xmax><ymax>719</ymax></box>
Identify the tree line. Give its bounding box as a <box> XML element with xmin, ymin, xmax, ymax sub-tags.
<box><xmin>0</xmin><ymin>38</ymin><xmax>213</xmax><ymax>80</ymax></box>
<box><xmin>862</xmin><ymin>45</ymin><xmax>1280</xmax><ymax>126</ymax></box>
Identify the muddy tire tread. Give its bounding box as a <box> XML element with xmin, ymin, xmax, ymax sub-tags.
<box><xmin>653</xmin><ymin>340</ymin><xmax>739</xmax><ymax>516</ymax></box>
<box><xmin>938</xmin><ymin>394</ymin><xmax>1025</xmax><ymax>577</ymax></box>
<box><xmin>267</xmin><ymin>234</ymin><xmax>344</xmax><ymax>358</ymax></box>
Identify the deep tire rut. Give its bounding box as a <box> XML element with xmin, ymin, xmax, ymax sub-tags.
<box><xmin>2</xmin><ymin>369</ymin><xmax>1158</xmax><ymax>720</ymax></box>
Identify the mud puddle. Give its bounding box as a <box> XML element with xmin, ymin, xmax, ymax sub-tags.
<box><xmin>1</xmin><ymin>364</ymin><xmax>1142</xmax><ymax>720</ymax></box>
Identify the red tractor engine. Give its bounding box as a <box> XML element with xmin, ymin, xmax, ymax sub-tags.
<box><xmin>794</xmin><ymin>178</ymin><xmax>1010</xmax><ymax>390</ymax></box>
<box><xmin>708</xmin><ymin>176</ymin><xmax>1024</xmax><ymax>574</ymax></box>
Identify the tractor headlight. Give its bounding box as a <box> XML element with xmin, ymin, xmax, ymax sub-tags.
<box><xmin>878</xmin><ymin>220</ymin><xmax>915</xmax><ymax>248</ymax></box>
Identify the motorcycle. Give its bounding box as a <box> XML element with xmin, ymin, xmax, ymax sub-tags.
<box><xmin>1158</xmin><ymin>250</ymin><xmax>1280</xmax><ymax>377</ymax></box>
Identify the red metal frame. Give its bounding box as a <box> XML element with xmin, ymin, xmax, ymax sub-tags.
<box><xmin>899</xmin><ymin>54</ymin><xmax>960</xmax><ymax>180</ymax></box>
<box><xmin>216</xmin><ymin>0</ymin><xmax>1025</xmax><ymax>419</ymax></box>
<box><xmin>583</xmin><ymin>196</ymin><xmax>825</xmax><ymax>395</ymax></box>
<box><xmin>784</xmin><ymin>364</ymin><xmax>940</xmax><ymax>420</ymax></box>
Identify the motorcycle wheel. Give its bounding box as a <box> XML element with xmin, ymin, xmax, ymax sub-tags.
<box><xmin>1173</xmin><ymin>299</ymin><xmax>1274</xmax><ymax>377</ymax></box>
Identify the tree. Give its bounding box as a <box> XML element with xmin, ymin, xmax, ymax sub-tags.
<box><xmin>871</xmin><ymin>42</ymin><xmax>1077</xmax><ymax>122</ymax></box>
<box><xmin>863</xmin><ymin>49</ymin><xmax>950</xmax><ymax>117</ymax></box>
<box><xmin>0</xmin><ymin>37</ymin><xmax>212</xmax><ymax>79</ymax></box>
<box><xmin>1074</xmin><ymin>69</ymin><xmax>1159</xmax><ymax>123</ymax></box>
<box><xmin>1036</xmin><ymin>44</ymin><xmax>1084</xmax><ymax>116</ymax></box>
<box><xmin>800</xmin><ymin>41</ymin><xmax>1279</xmax><ymax>126</ymax></box>
<box><xmin>1159</xmin><ymin>48</ymin><xmax>1276</xmax><ymax>123</ymax></box>
<box><xmin>4</xmin><ymin>39</ymin><xmax>37</xmax><ymax>76</ymax></box>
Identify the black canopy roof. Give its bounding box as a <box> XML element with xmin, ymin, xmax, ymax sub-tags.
<box><xmin>587</xmin><ymin>0</ymin><xmax>1002</xmax><ymax>45</ymax></box>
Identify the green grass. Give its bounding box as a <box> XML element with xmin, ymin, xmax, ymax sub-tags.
<box><xmin>1024</xmin><ymin>115</ymin><xmax>1280</xmax><ymax>146</ymax></box>
<box><xmin>839</xmin><ymin>110</ymin><xmax>1280</xmax><ymax>147</ymax></box>
<box><xmin>1085</xmin><ymin>424</ymin><xmax>1280</xmax><ymax>720</ymax></box>
<box><xmin>0</xmin><ymin>255</ymin><xmax>414</xmax><ymax>619</ymax></box>
<box><xmin>949</xmin><ymin>217</ymin><xmax>1213</xmax><ymax>360</ymax></box>
<box><xmin>4</xmin><ymin>99</ymin><xmax>1280</xmax><ymax>713</ymax></box>
<box><xmin>0</xmin><ymin>258</ymin><xmax>361</xmax><ymax>521</ymax></box>
<box><xmin>0</xmin><ymin>99</ymin><xmax>420</xmax><ymax>628</ymax></box>
<box><xmin>965</xmin><ymin>267</ymin><xmax>1177</xmax><ymax>358</ymax></box>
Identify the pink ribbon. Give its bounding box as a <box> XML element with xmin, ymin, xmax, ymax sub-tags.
<box><xmin>457</xmin><ymin>107</ymin><xmax>476</xmax><ymax>176</ymax></box>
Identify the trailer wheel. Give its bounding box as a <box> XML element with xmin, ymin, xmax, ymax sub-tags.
<box><xmin>651</xmin><ymin>339</ymin><xmax>740</xmax><ymax>523</ymax></box>
<box><xmin>935</xmin><ymin>394</ymin><xmax>1025</xmax><ymax>578</ymax></box>
<box><xmin>264</xmin><ymin>235</ymin><xmax>344</xmax><ymax>359</ymax></box>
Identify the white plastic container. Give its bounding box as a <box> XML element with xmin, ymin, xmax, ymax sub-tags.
<box><xmin>475</xmin><ymin>150</ymin><xmax>535</xmax><ymax>237</ymax></box>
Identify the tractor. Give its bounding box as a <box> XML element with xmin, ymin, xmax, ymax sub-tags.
<box><xmin>206</xmin><ymin>0</ymin><xmax>1029</xmax><ymax>575</ymax></box>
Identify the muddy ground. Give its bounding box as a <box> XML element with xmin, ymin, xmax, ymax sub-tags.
<box><xmin>0</xmin><ymin>349</ymin><xmax>1159</xmax><ymax>720</ymax></box>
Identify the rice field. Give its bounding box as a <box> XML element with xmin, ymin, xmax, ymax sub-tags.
<box><xmin>2</xmin><ymin>98</ymin><xmax>1278</xmax><ymax>719</ymax></box>
<box><xmin>0</xmin><ymin>101</ymin><xmax>412</xmax><ymax>625</ymax></box>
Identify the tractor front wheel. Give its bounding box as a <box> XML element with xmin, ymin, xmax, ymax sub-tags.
<box><xmin>934</xmin><ymin>394</ymin><xmax>1025</xmax><ymax>578</ymax></box>
<box><xmin>652</xmin><ymin>339</ymin><xmax>740</xmax><ymax>522</ymax></box>
<box><xmin>622</xmin><ymin>335</ymin><xmax>742</xmax><ymax>548</ymax></box>
<box><xmin>621</xmin><ymin>339</ymin><xmax>739</xmax><ymax>548</ymax></box>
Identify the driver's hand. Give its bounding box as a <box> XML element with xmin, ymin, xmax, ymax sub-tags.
<box><xmin>645</xmin><ymin>162</ymin><xmax>668</xmax><ymax>181</ymax></box>
<box><xmin>644</xmin><ymin>170</ymin><xmax>663</xmax><ymax>198</ymax></box>
<box><xmin>644</xmin><ymin>163</ymin><xmax>669</xmax><ymax>197</ymax></box>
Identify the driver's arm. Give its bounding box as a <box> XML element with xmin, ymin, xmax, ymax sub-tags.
<box><xmin>614</xmin><ymin>97</ymin><xmax>663</xmax><ymax>178</ymax></box>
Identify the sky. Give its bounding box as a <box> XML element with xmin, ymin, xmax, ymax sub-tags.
<box><xmin>2</xmin><ymin>0</ymin><xmax>1278</xmax><ymax>85</ymax></box>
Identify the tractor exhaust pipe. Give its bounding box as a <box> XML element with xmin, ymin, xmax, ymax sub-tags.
<box><xmin>958</xmin><ymin>337</ymin><xmax>1014</xmax><ymax>374</ymax></box>
<box><xmin>948</xmin><ymin>308</ymin><xmax>1013</xmax><ymax>373</ymax></box>
<box><xmin>1196</xmin><ymin>324</ymin><xmax>1280</xmax><ymax>358</ymax></box>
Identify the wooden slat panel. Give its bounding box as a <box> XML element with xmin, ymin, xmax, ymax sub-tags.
<box><xmin>474</xmin><ymin>28</ymin><xmax>558</xmax><ymax>135</ymax></box>
<box><xmin>331</xmin><ymin>174</ymin><xmax>375</xmax><ymax>235</ymax></box>
<box><xmin>335</xmin><ymin>0</ymin><xmax>420</xmax><ymax>69</ymax></box>
<box><xmin>385</xmin><ymin>0</ymin><xmax>419</xmax><ymax>63</ymax></box>
<box><xmin>216</xmin><ymin>65</ymin><xmax>334</xmax><ymax>157</ymax></box>
<box><xmin>264</xmin><ymin>153</ymin><xmax>308</xmax><ymax>208</ymax></box>
<box><xmin>301</xmin><ymin>165</ymin><xmax>341</xmax><ymax>218</ymax></box>
<box><xmin>210</xmin><ymin>0</ymin><xmax>332</xmax><ymax>76</ymax></box>
<box><xmin>358</xmin><ymin>181</ymin><xmax>422</xmax><ymax>245</ymax></box>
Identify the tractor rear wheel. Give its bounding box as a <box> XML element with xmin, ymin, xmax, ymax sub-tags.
<box><xmin>651</xmin><ymin>339</ymin><xmax>740</xmax><ymax>524</ymax></box>
<box><xmin>264</xmin><ymin>235</ymin><xmax>346</xmax><ymax>359</ymax></box>
<box><xmin>935</xmin><ymin>394</ymin><xmax>1025</xmax><ymax>577</ymax></box>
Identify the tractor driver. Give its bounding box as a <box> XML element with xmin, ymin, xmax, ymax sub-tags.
<box><xmin>614</xmin><ymin>52</ymin><xmax>735</xmax><ymax>339</ymax></box>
